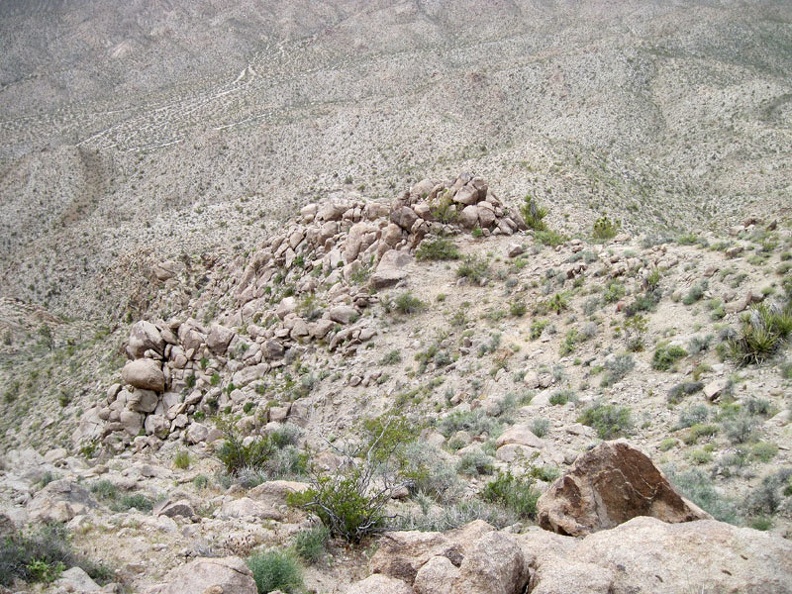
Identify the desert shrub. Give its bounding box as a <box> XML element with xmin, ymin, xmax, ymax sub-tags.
<box><xmin>534</xmin><ymin>229</ymin><xmax>567</xmax><ymax>247</ymax></box>
<box><xmin>0</xmin><ymin>524</ymin><xmax>112</xmax><ymax>587</ymax></box>
<box><xmin>666</xmin><ymin>467</ymin><xmax>740</xmax><ymax>524</ymax></box>
<box><xmin>89</xmin><ymin>479</ymin><xmax>118</xmax><ymax>502</ymax></box>
<box><xmin>600</xmin><ymin>353</ymin><xmax>635</xmax><ymax>387</ymax></box>
<box><xmin>548</xmin><ymin>389</ymin><xmax>575</xmax><ymax>406</ymax></box>
<box><xmin>666</xmin><ymin>381</ymin><xmax>704</xmax><ymax>405</ymax></box>
<box><xmin>482</xmin><ymin>471</ymin><xmax>540</xmax><ymax>520</ymax></box>
<box><xmin>729</xmin><ymin>301</ymin><xmax>792</xmax><ymax>365</ymax></box>
<box><xmin>578</xmin><ymin>402</ymin><xmax>632</xmax><ymax>439</ymax></box>
<box><xmin>722</xmin><ymin>413</ymin><xmax>759</xmax><ymax>444</ymax></box>
<box><xmin>559</xmin><ymin>328</ymin><xmax>579</xmax><ymax>356</ymax></box>
<box><xmin>289</xmin><ymin>415</ymin><xmax>417</xmax><ymax>542</ymax></box>
<box><xmin>438</xmin><ymin>409</ymin><xmax>501</xmax><ymax>439</ymax></box>
<box><xmin>380</xmin><ymin>350</ymin><xmax>402</xmax><ymax>365</ymax></box>
<box><xmin>544</xmin><ymin>292</ymin><xmax>570</xmax><ymax>315</ymax></box>
<box><xmin>681</xmin><ymin>423</ymin><xmax>719</xmax><ymax>445</ymax></box>
<box><xmin>173</xmin><ymin>449</ymin><xmax>191</xmax><ymax>470</ymax></box>
<box><xmin>682</xmin><ymin>281</ymin><xmax>708</xmax><ymax>305</ymax></box>
<box><xmin>456</xmin><ymin>256</ymin><xmax>490</xmax><ymax>285</ymax></box>
<box><xmin>217</xmin><ymin>424</ymin><xmax>306</xmax><ymax>479</ymax></box>
<box><xmin>520</xmin><ymin>195</ymin><xmax>547</xmax><ymax>231</ymax></box>
<box><xmin>530</xmin><ymin>417</ymin><xmax>550</xmax><ymax>438</ymax></box>
<box><xmin>603</xmin><ymin>281</ymin><xmax>626</xmax><ymax>304</ymax></box>
<box><xmin>509</xmin><ymin>299</ymin><xmax>527</xmax><ymax>317</ymax></box>
<box><xmin>591</xmin><ymin>216</ymin><xmax>620</xmax><ymax>242</ymax></box>
<box><xmin>400</xmin><ymin>442</ymin><xmax>462</xmax><ymax>503</ymax></box>
<box><xmin>395</xmin><ymin>499</ymin><xmax>517</xmax><ymax>532</ymax></box>
<box><xmin>115</xmin><ymin>493</ymin><xmax>154</xmax><ymax>512</ymax></box>
<box><xmin>416</xmin><ymin>237</ymin><xmax>460</xmax><ymax>261</ymax></box>
<box><xmin>744</xmin><ymin>469</ymin><xmax>792</xmax><ymax>516</ymax></box>
<box><xmin>293</xmin><ymin>525</ymin><xmax>330</xmax><ymax>565</ymax></box>
<box><xmin>751</xmin><ymin>441</ymin><xmax>779</xmax><ymax>463</ymax></box>
<box><xmin>687</xmin><ymin>335</ymin><xmax>712</xmax><ymax>355</ymax></box>
<box><xmin>247</xmin><ymin>549</ymin><xmax>303</xmax><ymax>594</ymax></box>
<box><xmin>429</xmin><ymin>193</ymin><xmax>459</xmax><ymax>224</ymax></box>
<box><xmin>529</xmin><ymin>319</ymin><xmax>549</xmax><ymax>340</ymax></box>
<box><xmin>456</xmin><ymin>449</ymin><xmax>495</xmax><ymax>476</ymax></box>
<box><xmin>393</xmin><ymin>292</ymin><xmax>426</xmax><ymax>315</ymax></box>
<box><xmin>676</xmin><ymin>404</ymin><xmax>710</xmax><ymax>429</ymax></box>
<box><xmin>652</xmin><ymin>343</ymin><xmax>687</xmax><ymax>371</ymax></box>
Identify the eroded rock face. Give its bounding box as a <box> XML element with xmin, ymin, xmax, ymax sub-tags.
<box><xmin>536</xmin><ymin>440</ymin><xmax>709</xmax><ymax>536</ymax></box>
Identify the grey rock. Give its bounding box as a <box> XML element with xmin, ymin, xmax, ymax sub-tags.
<box><xmin>122</xmin><ymin>359</ymin><xmax>165</xmax><ymax>392</ymax></box>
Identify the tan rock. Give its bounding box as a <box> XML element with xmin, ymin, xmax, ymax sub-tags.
<box><xmin>347</xmin><ymin>574</ymin><xmax>413</xmax><ymax>594</ymax></box>
<box><xmin>143</xmin><ymin>556</ymin><xmax>256</xmax><ymax>594</ymax></box>
<box><xmin>206</xmin><ymin>324</ymin><xmax>235</xmax><ymax>355</ymax></box>
<box><xmin>370</xmin><ymin>250</ymin><xmax>412</xmax><ymax>289</ymax></box>
<box><xmin>414</xmin><ymin>555</ymin><xmax>460</xmax><ymax>594</ymax></box>
<box><xmin>455</xmin><ymin>531</ymin><xmax>528</xmax><ymax>594</ymax></box>
<box><xmin>126</xmin><ymin>320</ymin><xmax>165</xmax><ymax>359</ymax></box>
<box><xmin>122</xmin><ymin>359</ymin><xmax>165</xmax><ymax>392</ymax></box>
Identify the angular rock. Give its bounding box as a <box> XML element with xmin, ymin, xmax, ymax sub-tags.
<box><xmin>54</xmin><ymin>566</ymin><xmax>101</xmax><ymax>593</ymax></box>
<box><xmin>144</xmin><ymin>414</ymin><xmax>170</xmax><ymax>439</ymax></box>
<box><xmin>327</xmin><ymin>305</ymin><xmax>359</xmax><ymax>325</ymax></box>
<box><xmin>536</xmin><ymin>441</ymin><xmax>709</xmax><ymax>536</ymax></box>
<box><xmin>456</xmin><ymin>532</ymin><xmax>527</xmax><ymax>594</ymax></box>
<box><xmin>119</xmin><ymin>409</ymin><xmax>144</xmax><ymax>436</ymax></box>
<box><xmin>27</xmin><ymin>480</ymin><xmax>96</xmax><ymax>523</ymax></box>
<box><xmin>370</xmin><ymin>250</ymin><xmax>412</xmax><ymax>289</ymax></box>
<box><xmin>370</xmin><ymin>531</ymin><xmax>459</xmax><ymax>583</ymax></box>
<box><xmin>185</xmin><ymin>423</ymin><xmax>209</xmax><ymax>444</ymax></box>
<box><xmin>704</xmin><ymin>378</ymin><xmax>729</xmax><ymax>401</ymax></box>
<box><xmin>217</xmin><ymin>497</ymin><xmax>283</xmax><ymax>521</ymax></box>
<box><xmin>143</xmin><ymin>556</ymin><xmax>257</xmax><ymax>594</ymax></box>
<box><xmin>347</xmin><ymin>574</ymin><xmax>413</xmax><ymax>594</ymax></box>
<box><xmin>206</xmin><ymin>324</ymin><xmax>235</xmax><ymax>355</ymax></box>
<box><xmin>127</xmin><ymin>389</ymin><xmax>159</xmax><ymax>413</ymax></box>
<box><xmin>453</xmin><ymin>184</ymin><xmax>480</xmax><ymax>206</ymax></box>
<box><xmin>154</xmin><ymin>498</ymin><xmax>195</xmax><ymax>519</ymax></box>
<box><xmin>414</xmin><ymin>555</ymin><xmax>460</xmax><ymax>594</ymax></box>
<box><xmin>391</xmin><ymin>206</ymin><xmax>419</xmax><ymax>231</ymax></box>
<box><xmin>122</xmin><ymin>359</ymin><xmax>165</xmax><ymax>392</ymax></box>
<box><xmin>496</xmin><ymin>425</ymin><xmax>544</xmax><ymax>449</ymax></box>
<box><xmin>248</xmin><ymin>480</ymin><xmax>310</xmax><ymax>508</ymax></box>
<box><xmin>127</xmin><ymin>321</ymin><xmax>165</xmax><ymax>359</ymax></box>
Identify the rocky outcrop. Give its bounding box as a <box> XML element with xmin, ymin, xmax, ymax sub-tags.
<box><xmin>536</xmin><ymin>441</ymin><xmax>710</xmax><ymax>536</ymax></box>
<box><xmin>143</xmin><ymin>556</ymin><xmax>257</xmax><ymax>594</ymax></box>
<box><xmin>92</xmin><ymin>173</ymin><xmax>527</xmax><ymax>454</ymax></box>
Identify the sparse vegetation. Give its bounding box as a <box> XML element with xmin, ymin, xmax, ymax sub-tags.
<box><xmin>578</xmin><ymin>402</ymin><xmax>632</xmax><ymax>439</ymax></box>
<box><xmin>416</xmin><ymin>237</ymin><xmax>460</xmax><ymax>261</ymax></box>
<box><xmin>247</xmin><ymin>549</ymin><xmax>304</xmax><ymax>594</ymax></box>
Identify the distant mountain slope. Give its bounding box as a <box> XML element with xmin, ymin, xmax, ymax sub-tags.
<box><xmin>1</xmin><ymin>0</ymin><xmax>790</xmax><ymax>320</ymax></box>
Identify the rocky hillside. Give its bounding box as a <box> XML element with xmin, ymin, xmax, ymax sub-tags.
<box><xmin>1</xmin><ymin>1</ymin><xmax>792</xmax><ymax>592</ymax></box>
<box><xmin>1</xmin><ymin>0</ymin><xmax>791</xmax><ymax>323</ymax></box>
<box><xmin>1</xmin><ymin>173</ymin><xmax>790</xmax><ymax>592</ymax></box>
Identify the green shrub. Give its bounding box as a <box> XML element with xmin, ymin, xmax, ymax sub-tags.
<box><xmin>481</xmin><ymin>471</ymin><xmax>539</xmax><ymax>520</ymax></box>
<box><xmin>173</xmin><ymin>449</ymin><xmax>191</xmax><ymax>470</ymax></box>
<box><xmin>666</xmin><ymin>381</ymin><xmax>704</xmax><ymax>405</ymax></box>
<box><xmin>379</xmin><ymin>349</ymin><xmax>402</xmax><ymax>365</ymax></box>
<box><xmin>0</xmin><ymin>524</ymin><xmax>112</xmax><ymax>587</ymax></box>
<box><xmin>529</xmin><ymin>319</ymin><xmax>549</xmax><ymax>340</ymax></box>
<box><xmin>549</xmin><ymin>390</ymin><xmax>575</xmax><ymax>406</ymax></box>
<box><xmin>744</xmin><ymin>469</ymin><xmax>792</xmax><ymax>517</ymax></box>
<box><xmin>530</xmin><ymin>417</ymin><xmax>550</xmax><ymax>438</ymax></box>
<box><xmin>288</xmin><ymin>471</ymin><xmax>389</xmax><ymax>543</ymax></box>
<box><xmin>592</xmin><ymin>216</ymin><xmax>620</xmax><ymax>242</ymax></box>
<box><xmin>722</xmin><ymin>413</ymin><xmax>759</xmax><ymax>444</ymax></box>
<box><xmin>456</xmin><ymin>255</ymin><xmax>490</xmax><ymax>285</ymax></box>
<box><xmin>729</xmin><ymin>301</ymin><xmax>792</xmax><ymax>365</ymax></box>
<box><xmin>520</xmin><ymin>195</ymin><xmax>547</xmax><ymax>231</ymax></box>
<box><xmin>429</xmin><ymin>193</ymin><xmax>459</xmax><ymax>224</ymax></box>
<box><xmin>456</xmin><ymin>449</ymin><xmax>495</xmax><ymax>476</ymax></box>
<box><xmin>578</xmin><ymin>403</ymin><xmax>632</xmax><ymax>439</ymax></box>
<box><xmin>534</xmin><ymin>229</ymin><xmax>567</xmax><ymax>247</ymax></box>
<box><xmin>544</xmin><ymin>292</ymin><xmax>570</xmax><ymax>315</ymax></box>
<box><xmin>393</xmin><ymin>292</ymin><xmax>426</xmax><ymax>315</ymax></box>
<box><xmin>600</xmin><ymin>354</ymin><xmax>635</xmax><ymax>387</ymax></box>
<box><xmin>438</xmin><ymin>409</ymin><xmax>501</xmax><ymax>439</ymax></box>
<box><xmin>399</xmin><ymin>442</ymin><xmax>462</xmax><ymax>503</ymax></box>
<box><xmin>416</xmin><ymin>237</ymin><xmax>460</xmax><ymax>261</ymax></box>
<box><xmin>603</xmin><ymin>281</ymin><xmax>626</xmax><ymax>304</ymax></box>
<box><xmin>682</xmin><ymin>281</ymin><xmax>708</xmax><ymax>306</ymax></box>
<box><xmin>751</xmin><ymin>441</ymin><xmax>779</xmax><ymax>463</ymax></box>
<box><xmin>665</xmin><ymin>467</ymin><xmax>739</xmax><ymax>524</ymax></box>
<box><xmin>509</xmin><ymin>300</ymin><xmax>527</xmax><ymax>317</ymax></box>
<box><xmin>652</xmin><ymin>343</ymin><xmax>688</xmax><ymax>371</ymax></box>
<box><xmin>247</xmin><ymin>550</ymin><xmax>303</xmax><ymax>594</ymax></box>
<box><xmin>293</xmin><ymin>524</ymin><xmax>330</xmax><ymax>565</ymax></box>
<box><xmin>217</xmin><ymin>424</ymin><xmax>306</xmax><ymax>479</ymax></box>
<box><xmin>681</xmin><ymin>423</ymin><xmax>718</xmax><ymax>445</ymax></box>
